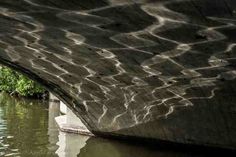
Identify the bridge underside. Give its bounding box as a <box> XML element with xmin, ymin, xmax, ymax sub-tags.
<box><xmin>0</xmin><ymin>0</ymin><xmax>236</xmax><ymax>149</ymax></box>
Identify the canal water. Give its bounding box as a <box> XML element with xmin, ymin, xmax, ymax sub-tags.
<box><xmin>0</xmin><ymin>92</ymin><xmax>233</xmax><ymax>157</ymax></box>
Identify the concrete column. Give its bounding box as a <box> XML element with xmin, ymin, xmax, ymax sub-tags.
<box><xmin>60</xmin><ymin>101</ymin><xmax>67</xmax><ymax>114</ymax></box>
<box><xmin>52</xmin><ymin>96</ymin><xmax>93</xmax><ymax>136</ymax></box>
<box><xmin>48</xmin><ymin>98</ymin><xmax>60</xmax><ymax>151</ymax></box>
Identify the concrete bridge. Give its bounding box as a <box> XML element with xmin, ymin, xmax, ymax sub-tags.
<box><xmin>0</xmin><ymin>0</ymin><xmax>236</xmax><ymax>149</ymax></box>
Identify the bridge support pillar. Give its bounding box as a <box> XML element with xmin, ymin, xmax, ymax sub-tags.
<box><xmin>50</xmin><ymin>93</ymin><xmax>93</xmax><ymax>136</ymax></box>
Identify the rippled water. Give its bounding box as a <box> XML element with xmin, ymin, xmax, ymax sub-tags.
<box><xmin>0</xmin><ymin>93</ymin><xmax>57</xmax><ymax>156</ymax></box>
<box><xmin>0</xmin><ymin>92</ymin><xmax>234</xmax><ymax>157</ymax></box>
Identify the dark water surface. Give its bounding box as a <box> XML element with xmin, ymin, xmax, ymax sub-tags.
<box><xmin>0</xmin><ymin>92</ymin><xmax>234</xmax><ymax>157</ymax></box>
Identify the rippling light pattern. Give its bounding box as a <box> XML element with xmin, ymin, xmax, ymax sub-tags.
<box><xmin>0</xmin><ymin>0</ymin><xmax>236</xmax><ymax>148</ymax></box>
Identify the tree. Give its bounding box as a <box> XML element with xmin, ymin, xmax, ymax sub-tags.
<box><xmin>0</xmin><ymin>66</ymin><xmax>47</xmax><ymax>98</ymax></box>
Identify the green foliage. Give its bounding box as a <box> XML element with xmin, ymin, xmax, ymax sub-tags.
<box><xmin>0</xmin><ymin>66</ymin><xmax>46</xmax><ymax>97</ymax></box>
<box><xmin>0</xmin><ymin>67</ymin><xmax>18</xmax><ymax>93</ymax></box>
